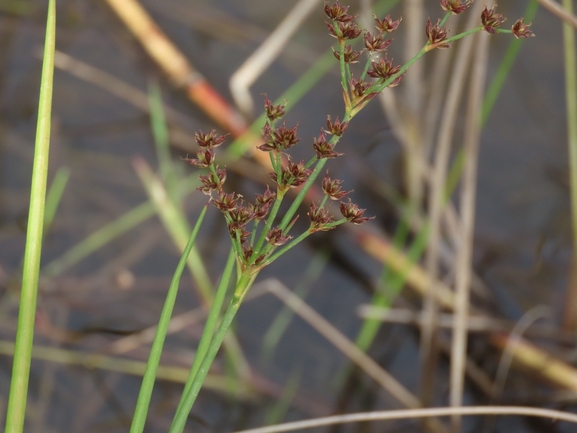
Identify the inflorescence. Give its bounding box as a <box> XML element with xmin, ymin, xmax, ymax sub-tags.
<box><xmin>184</xmin><ymin>0</ymin><xmax>533</xmax><ymax>272</ymax></box>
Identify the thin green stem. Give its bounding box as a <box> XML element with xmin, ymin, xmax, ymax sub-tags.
<box><xmin>176</xmin><ymin>248</ymin><xmax>236</xmax><ymax>414</ymax></box>
<box><xmin>149</xmin><ymin>81</ymin><xmax>179</xmax><ymax>203</ymax></box>
<box><xmin>439</xmin><ymin>11</ymin><xmax>451</xmax><ymax>27</ymax></box>
<box><xmin>278</xmin><ymin>159</ymin><xmax>331</xmax><ymax>232</ymax></box>
<box><xmin>44</xmin><ymin>167</ymin><xmax>70</xmax><ymax>230</ymax></box>
<box><xmin>250</xmin><ymin>189</ymin><xmax>286</xmax><ymax>262</ymax></box>
<box><xmin>129</xmin><ymin>203</ymin><xmax>208</xmax><ymax>433</ymax></box>
<box><xmin>481</xmin><ymin>1</ymin><xmax>538</xmax><ymax>125</ymax></box>
<box><xmin>5</xmin><ymin>1</ymin><xmax>55</xmax><ymax>432</ymax></box>
<box><xmin>338</xmin><ymin>38</ymin><xmax>348</xmax><ymax>95</ymax></box>
<box><xmin>170</xmin><ymin>270</ymin><xmax>258</xmax><ymax>433</ymax></box>
<box><xmin>264</xmin><ymin>230</ymin><xmax>312</xmax><ymax>266</ymax></box>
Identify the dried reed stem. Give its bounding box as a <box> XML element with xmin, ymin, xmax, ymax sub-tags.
<box><xmin>450</xmin><ymin>20</ymin><xmax>490</xmax><ymax>431</ymax></box>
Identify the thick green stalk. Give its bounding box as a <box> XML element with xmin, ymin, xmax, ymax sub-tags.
<box><xmin>170</xmin><ymin>270</ymin><xmax>257</xmax><ymax>433</ymax></box>
<box><xmin>5</xmin><ymin>1</ymin><xmax>55</xmax><ymax>432</ymax></box>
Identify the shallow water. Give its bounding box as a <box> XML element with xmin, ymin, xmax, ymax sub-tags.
<box><xmin>0</xmin><ymin>1</ymin><xmax>574</xmax><ymax>432</ymax></box>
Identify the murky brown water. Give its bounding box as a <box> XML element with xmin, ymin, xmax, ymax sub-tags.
<box><xmin>0</xmin><ymin>0</ymin><xmax>574</xmax><ymax>432</ymax></box>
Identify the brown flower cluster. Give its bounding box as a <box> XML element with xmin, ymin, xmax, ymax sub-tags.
<box><xmin>426</xmin><ymin>18</ymin><xmax>451</xmax><ymax>49</ymax></box>
<box><xmin>184</xmin><ymin>93</ymin><xmax>374</xmax><ymax>266</ymax></box>
<box><xmin>420</xmin><ymin>2</ymin><xmax>534</xmax><ymax>52</ymax></box>
<box><xmin>480</xmin><ymin>5</ymin><xmax>534</xmax><ymax>39</ymax></box>
<box><xmin>325</xmin><ymin>1</ymin><xmax>403</xmax><ymax>92</ymax></box>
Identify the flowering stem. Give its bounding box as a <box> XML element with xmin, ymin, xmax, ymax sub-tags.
<box><xmin>170</xmin><ymin>269</ymin><xmax>258</xmax><ymax>433</ymax></box>
<box><xmin>279</xmin><ymin>157</ymin><xmax>328</xmax><ymax>231</ymax></box>
<box><xmin>176</xmin><ymin>248</ymin><xmax>236</xmax><ymax>414</ymax></box>
<box><xmin>338</xmin><ymin>38</ymin><xmax>348</xmax><ymax>100</ymax></box>
<box><xmin>264</xmin><ymin>230</ymin><xmax>312</xmax><ymax>265</ymax></box>
<box><xmin>249</xmin><ymin>189</ymin><xmax>286</xmax><ymax>264</ymax></box>
<box><xmin>446</xmin><ymin>25</ymin><xmax>484</xmax><ymax>44</ymax></box>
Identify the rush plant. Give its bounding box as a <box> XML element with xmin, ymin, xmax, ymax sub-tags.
<box><xmin>129</xmin><ymin>2</ymin><xmax>534</xmax><ymax>432</ymax></box>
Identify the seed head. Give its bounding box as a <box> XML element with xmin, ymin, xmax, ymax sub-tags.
<box><xmin>313</xmin><ymin>131</ymin><xmax>343</xmax><ymax>159</ymax></box>
<box><xmin>251</xmin><ymin>186</ymin><xmax>276</xmax><ymax>220</ymax></box>
<box><xmin>374</xmin><ymin>14</ymin><xmax>401</xmax><ymax>33</ymax></box>
<box><xmin>264</xmin><ymin>96</ymin><xmax>286</xmax><ymax>121</ymax></box>
<box><xmin>228</xmin><ymin>222</ymin><xmax>250</xmax><ymax>244</ymax></box>
<box><xmin>340</xmin><ymin>199</ymin><xmax>374</xmax><ymax>225</ymax></box>
<box><xmin>257</xmin><ymin>123</ymin><xmax>299</xmax><ymax>152</ymax></box>
<box><xmin>271</xmin><ymin>157</ymin><xmax>313</xmax><ymax>188</ymax></box>
<box><xmin>195</xmin><ymin>130</ymin><xmax>228</xmax><ymax>149</ymax></box>
<box><xmin>308</xmin><ymin>202</ymin><xmax>335</xmax><ymax>232</ymax></box>
<box><xmin>368</xmin><ymin>57</ymin><xmax>401</xmax><ymax>80</ymax></box>
<box><xmin>258</xmin><ymin>123</ymin><xmax>276</xmax><ymax>151</ymax></box>
<box><xmin>322</xmin><ymin>173</ymin><xmax>350</xmax><ymax>200</ymax></box>
<box><xmin>228</xmin><ymin>205</ymin><xmax>254</xmax><ymax>226</ymax></box>
<box><xmin>425</xmin><ymin>18</ymin><xmax>450</xmax><ymax>49</ymax></box>
<box><xmin>186</xmin><ymin>148</ymin><xmax>214</xmax><ymax>168</ymax></box>
<box><xmin>328</xmin><ymin>21</ymin><xmax>362</xmax><ymax>40</ymax></box>
<box><xmin>351</xmin><ymin>77</ymin><xmax>378</xmax><ymax>101</ymax></box>
<box><xmin>481</xmin><ymin>6</ymin><xmax>506</xmax><ymax>34</ymax></box>
<box><xmin>332</xmin><ymin>45</ymin><xmax>362</xmax><ymax>63</ymax></box>
<box><xmin>364</xmin><ymin>31</ymin><xmax>392</xmax><ymax>52</ymax></box>
<box><xmin>326</xmin><ymin>115</ymin><xmax>349</xmax><ymax>136</ymax></box>
<box><xmin>266</xmin><ymin>227</ymin><xmax>292</xmax><ymax>246</ymax></box>
<box><xmin>324</xmin><ymin>1</ymin><xmax>355</xmax><ymax>22</ymax></box>
<box><xmin>512</xmin><ymin>18</ymin><xmax>534</xmax><ymax>39</ymax></box>
<box><xmin>212</xmin><ymin>191</ymin><xmax>239</xmax><ymax>212</ymax></box>
<box><xmin>197</xmin><ymin>166</ymin><xmax>226</xmax><ymax>195</ymax></box>
<box><xmin>256</xmin><ymin>185</ymin><xmax>276</xmax><ymax>205</ymax></box>
<box><xmin>440</xmin><ymin>0</ymin><xmax>472</xmax><ymax>15</ymax></box>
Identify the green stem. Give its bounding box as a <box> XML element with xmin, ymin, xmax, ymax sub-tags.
<box><xmin>170</xmin><ymin>270</ymin><xmax>258</xmax><ymax>433</ymax></box>
<box><xmin>129</xmin><ymin>203</ymin><xmax>208</xmax><ymax>433</ymax></box>
<box><xmin>5</xmin><ymin>2</ymin><xmax>55</xmax><ymax>432</ymax></box>
<box><xmin>250</xmin><ymin>189</ymin><xmax>286</xmax><ymax>262</ymax></box>
<box><xmin>338</xmin><ymin>37</ymin><xmax>348</xmax><ymax>95</ymax></box>
<box><xmin>176</xmin><ymin>248</ymin><xmax>236</xmax><ymax>414</ymax></box>
<box><xmin>264</xmin><ymin>230</ymin><xmax>312</xmax><ymax>266</ymax></box>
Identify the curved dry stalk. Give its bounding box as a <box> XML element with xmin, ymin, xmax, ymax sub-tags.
<box><xmin>233</xmin><ymin>406</ymin><xmax>577</xmax><ymax>433</ymax></box>
<box><xmin>229</xmin><ymin>0</ymin><xmax>321</xmax><ymax>116</ymax></box>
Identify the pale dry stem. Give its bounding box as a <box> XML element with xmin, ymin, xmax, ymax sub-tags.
<box><xmin>450</xmin><ymin>16</ymin><xmax>490</xmax><ymax>431</ymax></box>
